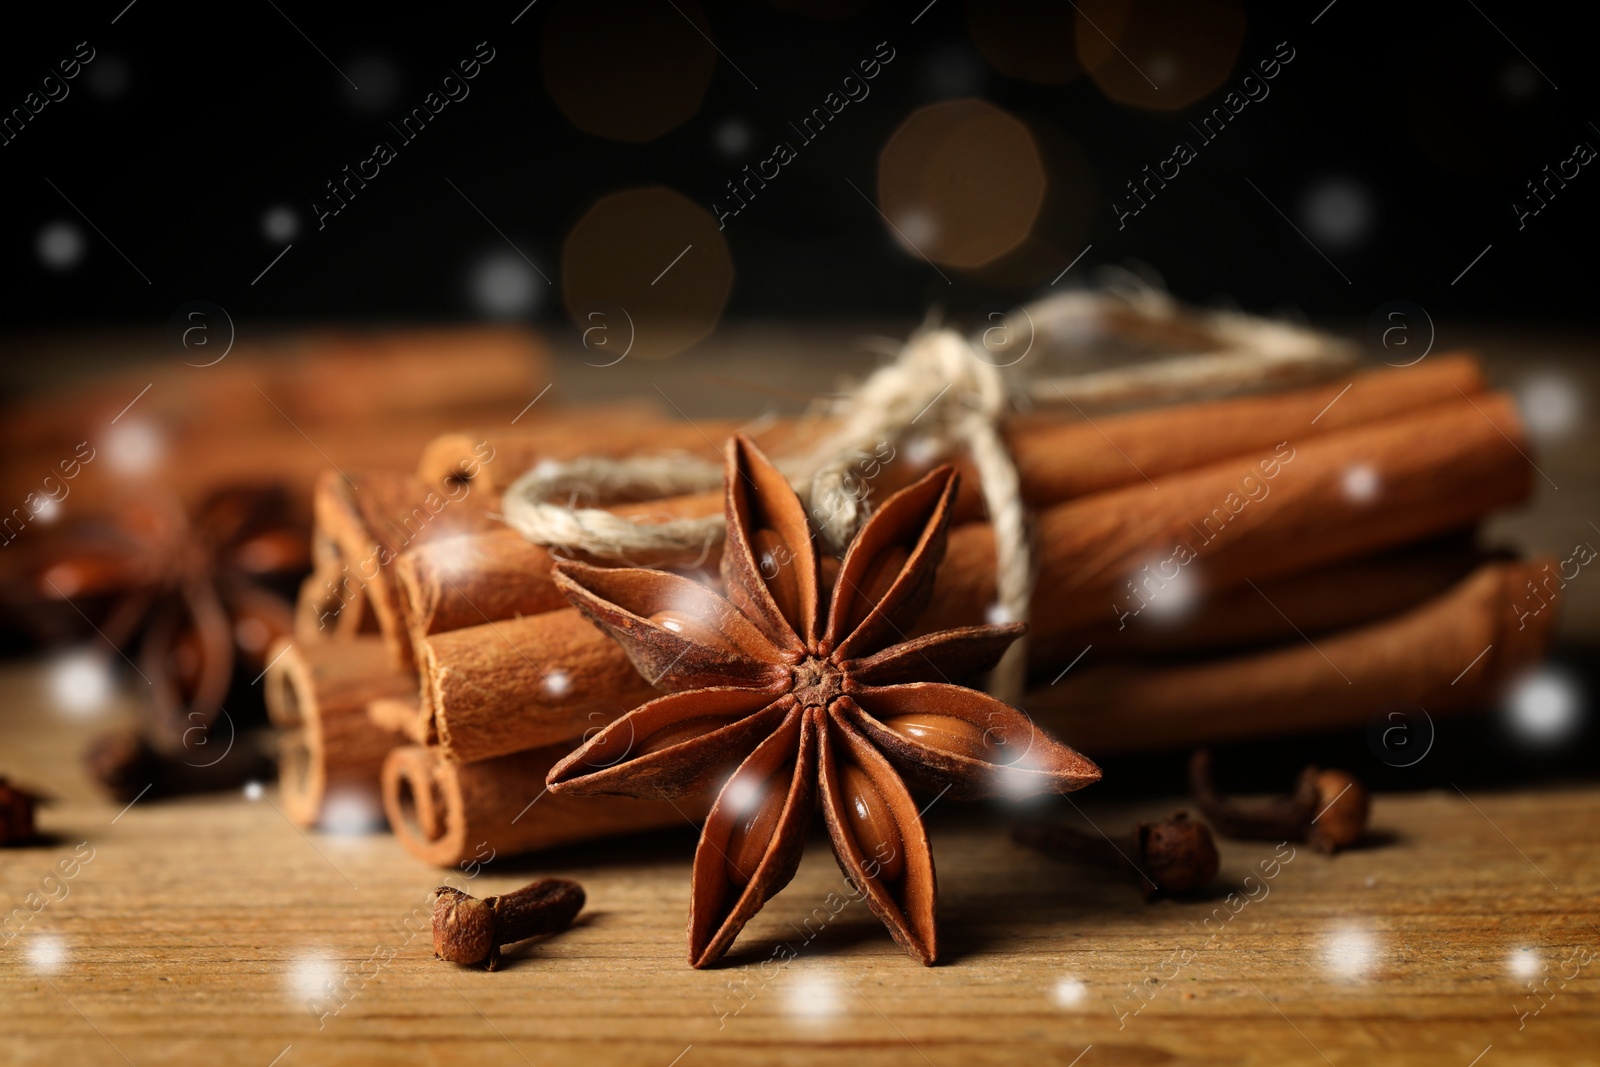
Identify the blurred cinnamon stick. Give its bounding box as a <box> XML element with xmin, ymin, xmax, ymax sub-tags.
<box><xmin>264</xmin><ymin>637</ymin><xmax>412</xmax><ymax>828</ymax></box>
<box><xmin>381</xmin><ymin>743</ymin><xmax>698</xmax><ymax>867</ymax></box>
<box><xmin>1026</xmin><ymin>557</ymin><xmax>1558</xmax><ymax>752</ymax></box>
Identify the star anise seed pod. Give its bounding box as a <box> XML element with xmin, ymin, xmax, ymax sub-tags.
<box><xmin>547</xmin><ymin>434</ymin><xmax>1101</xmax><ymax>967</ymax></box>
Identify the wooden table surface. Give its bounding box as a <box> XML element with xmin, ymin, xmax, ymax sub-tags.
<box><xmin>4</xmin><ymin>327</ymin><xmax>1600</xmax><ymax>1066</ymax></box>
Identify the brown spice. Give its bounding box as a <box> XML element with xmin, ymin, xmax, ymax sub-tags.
<box><xmin>1013</xmin><ymin>812</ymin><xmax>1219</xmax><ymax>899</ymax></box>
<box><xmin>83</xmin><ymin>727</ymin><xmax>276</xmax><ymax>803</ymax></box>
<box><xmin>431</xmin><ymin>878</ymin><xmax>585</xmax><ymax>970</ymax></box>
<box><xmin>546</xmin><ymin>435</ymin><xmax>1100</xmax><ymax>967</ymax></box>
<box><xmin>1189</xmin><ymin>749</ymin><xmax>1370</xmax><ymax>854</ymax></box>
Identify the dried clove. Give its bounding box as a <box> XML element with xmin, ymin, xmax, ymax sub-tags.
<box><xmin>0</xmin><ymin>777</ymin><xmax>43</xmax><ymax>846</ymax></box>
<box><xmin>83</xmin><ymin>727</ymin><xmax>277</xmax><ymax>803</ymax></box>
<box><xmin>1014</xmin><ymin>812</ymin><xmax>1220</xmax><ymax>899</ymax></box>
<box><xmin>432</xmin><ymin>878</ymin><xmax>586</xmax><ymax>970</ymax></box>
<box><xmin>1189</xmin><ymin>749</ymin><xmax>1369</xmax><ymax>854</ymax></box>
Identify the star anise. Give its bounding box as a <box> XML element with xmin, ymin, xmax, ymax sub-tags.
<box><xmin>547</xmin><ymin>434</ymin><xmax>1101</xmax><ymax>967</ymax></box>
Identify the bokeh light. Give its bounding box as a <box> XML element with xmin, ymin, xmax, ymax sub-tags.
<box><xmin>785</xmin><ymin>972</ymin><xmax>842</xmax><ymax>1018</ymax></box>
<box><xmin>713</xmin><ymin>117</ymin><xmax>754</xmax><ymax>158</ymax></box>
<box><xmin>1053</xmin><ymin>978</ymin><xmax>1088</xmax><ymax>1006</ymax></box>
<box><xmin>1075</xmin><ymin>0</ymin><xmax>1246</xmax><ymax>111</ymax></box>
<box><xmin>37</xmin><ymin>222</ymin><xmax>86</xmax><ymax>271</ymax></box>
<box><xmin>262</xmin><ymin>205</ymin><xmax>299</xmax><ymax>243</ymax></box>
<box><xmin>26</xmin><ymin>935</ymin><xmax>68</xmax><ymax>974</ymax></box>
<box><xmin>562</xmin><ymin>186</ymin><xmax>733</xmax><ymax>359</ymax></box>
<box><xmin>1341</xmin><ymin>463</ymin><xmax>1381</xmax><ymax>504</ymax></box>
<box><xmin>1508</xmin><ymin>947</ymin><xmax>1541</xmax><ymax>978</ymax></box>
<box><xmin>467</xmin><ymin>250</ymin><xmax>544</xmax><ymax>319</ymax></box>
<box><xmin>1516</xmin><ymin>372</ymin><xmax>1583</xmax><ymax>441</ymax></box>
<box><xmin>877</xmin><ymin>100</ymin><xmax>1046</xmax><ymax>269</ymax></box>
<box><xmin>1322</xmin><ymin>924</ymin><xmax>1378</xmax><ymax>979</ymax></box>
<box><xmin>320</xmin><ymin>789</ymin><xmax>386</xmax><ymax>836</ymax></box>
<box><xmin>103</xmin><ymin>418</ymin><xmax>165</xmax><ymax>474</ymax></box>
<box><xmin>1503</xmin><ymin>667</ymin><xmax>1583</xmax><ymax>746</ymax></box>
<box><xmin>967</xmin><ymin>0</ymin><xmax>1083</xmax><ymax>85</ymax></box>
<box><xmin>542</xmin><ymin>0</ymin><xmax>717</xmax><ymax>143</ymax></box>
<box><xmin>1301</xmin><ymin>178</ymin><xmax>1374</xmax><ymax>250</ymax></box>
<box><xmin>49</xmin><ymin>649</ymin><xmax>112</xmax><ymax>715</ymax></box>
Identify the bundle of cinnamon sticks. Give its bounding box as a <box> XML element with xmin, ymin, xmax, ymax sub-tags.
<box><xmin>267</xmin><ymin>350</ymin><xmax>1558</xmax><ymax>867</ymax></box>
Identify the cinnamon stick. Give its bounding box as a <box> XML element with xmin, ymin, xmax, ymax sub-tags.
<box><xmin>422</xmin><ymin>392</ymin><xmax>1533</xmax><ymax>763</ymax></box>
<box><xmin>313</xmin><ymin>469</ymin><xmax>495</xmax><ymax>669</ymax></box>
<box><xmin>1025</xmin><ymin>557</ymin><xmax>1558</xmax><ymax>752</ymax></box>
<box><xmin>264</xmin><ymin>638</ymin><xmax>414</xmax><ymax>828</ymax></box>
<box><xmin>382</xmin><ymin>743</ymin><xmax>698</xmax><ymax>867</ymax></box>
<box><xmin>404</xmin><ymin>356</ymin><xmax>1490</xmax><ymax>647</ymax></box>
<box><xmin>919</xmin><ymin>392</ymin><xmax>1532</xmax><ymax>640</ymax></box>
<box><xmin>396</xmin><ymin>493</ymin><xmax>723</xmax><ymax>649</ymax></box>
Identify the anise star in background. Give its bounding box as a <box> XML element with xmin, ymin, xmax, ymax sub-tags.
<box><xmin>548</xmin><ymin>435</ymin><xmax>1100</xmax><ymax>966</ymax></box>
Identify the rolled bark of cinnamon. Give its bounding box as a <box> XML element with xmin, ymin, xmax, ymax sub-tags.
<box><xmin>265</xmin><ymin>637</ymin><xmax>414</xmax><ymax>827</ymax></box>
<box><xmin>1037</xmin><ymin>534</ymin><xmax>1488</xmax><ymax>665</ymax></box>
<box><xmin>404</xmin><ymin>356</ymin><xmax>1490</xmax><ymax>651</ymax></box>
<box><xmin>423</xmin><ymin>391</ymin><xmax>1534</xmax><ymax>764</ymax></box>
<box><xmin>382</xmin><ymin>743</ymin><xmax>697</xmax><ymax>867</ymax></box>
<box><xmin>919</xmin><ymin>392</ymin><xmax>1532</xmax><ymax>639</ymax></box>
<box><xmin>396</xmin><ymin>493</ymin><xmax>722</xmax><ymax>650</ymax></box>
<box><xmin>1024</xmin><ymin>557</ymin><xmax>1559</xmax><ymax>752</ymax></box>
<box><xmin>313</xmin><ymin>469</ymin><xmax>496</xmax><ymax>669</ymax></box>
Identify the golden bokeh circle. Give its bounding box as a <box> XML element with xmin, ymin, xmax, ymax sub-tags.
<box><xmin>1075</xmin><ymin>0</ymin><xmax>1246</xmax><ymax>112</ymax></box>
<box><xmin>562</xmin><ymin>186</ymin><xmax>734</xmax><ymax>361</ymax></box>
<box><xmin>876</xmin><ymin>99</ymin><xmax>1047</xmax><ymax>270</ymax></box>
<box><xmin>541</xmin><ymin>0</ymin><xmax>717</xmax><ymax>143</ymax></box>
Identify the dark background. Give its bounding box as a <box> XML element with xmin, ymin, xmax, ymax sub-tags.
<box><xmin>0</xmin><ymin>0</ymin><xmax>1593</xmax><ymax>354</ymax></box>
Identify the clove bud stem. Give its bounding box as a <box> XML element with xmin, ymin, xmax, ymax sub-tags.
<box><xmin>1014</xmin><ymin>812</ymin><xmax>1220</xmax><ymax>899</ymax></box>
<box><xmin>432</xmin><ymin>878</ymin><xmax>586</xmax><ymax>970</ymax></box>
<box><xmin>1189</xmin><ymin>749</ymin><xmax>1369</xmax><ymax>854</ymax></box>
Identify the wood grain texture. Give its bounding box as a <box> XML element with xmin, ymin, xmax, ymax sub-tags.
<box><xmin>1</xmin><ymin>673</ymin><xmax>1596</xmax><ymax>1067</ymax></box>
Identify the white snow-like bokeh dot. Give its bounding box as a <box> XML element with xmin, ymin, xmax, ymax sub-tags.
<box><xmin>985</xmin><ymin>602</ymin><xmax>1019</xmax><ymax>626</ymax></box>
<box><xmin>244</xmin><ymin>781</ymin><xmax>265</xmax><ymax>801</ymax></box>
<box><xmin>37</xmin><ymin>222</ymin><xmax>86</xmax><ymax>270</ymax></box>
<box><xmin>1342</xmin><ymin>463</ymin><xmax>1380</xmax><ymax>504</ymax></box>
<box><xmin>1503</xmin><ymin>667</ymin><xmax>1583</xmax><ymax>746</ymax></box>
<box><xmin>785</xmin><ymin>973</ymin><xmax>841</xmax><ymax>1019</ymax></box>
<box><xmin>104</xmin><ymin>418</ymin><xmax>164</xmax><ymax>475</ymax></box>
<box><xmin>287</xmin><ymin>953</ymin><xmax>337</xmax><ymax>1001</ymax></box>
<box><xmin>1132</xmin><ymin>560</ymin><xmax>1200</xmax><ymax>625</ymax></box>
<box><xmin>1053</xmin><ymin>978</ymin><xmax>1088</xmax><ymax>1006</ymax></box>
<box><xmin>543</xmin><ymin>670</ymin><xmax>571</xmax><ymax>698</ymax></box>
<box><xmin>320</xmin><ymin>789</ymin><xmax>385</xmax><ymax>836</ymax></box>
<box><xmin>468</xmin><ymin>250</ymin><xmax>542</xmax><ymax>318</ymax></box>
<box><xmin>262</xmin><ymin>205</ymin><xmax>299</xmax><ymax>243</ymax></box>
<box><xmin>902</xmin><ymin>434</ymin><xmax>942</xmax><ymax>468</ymax></box>
<box><xmin>49</xmin><ymin>649</ymin><xmax>112</xmax><ymax>715</ymax></box>
<box><xmin>722</xmin><ymin>775</ymin><xmax>761</xmax><ymax>817</ymax></box>
<box><xmin>1509</xmin><ymin>948</ymin><xmax>1541</xmax><ymax>978</ymax></box>
<box><xmin>893</xmin><ymin>210</ymin><xmax>936</xmax><ymax>251</ymax></box>
<box><xmin>1322</xmin><ymin>925</ymin><xmax>1378</xmax><ymax>979</ymax></box>
<box><xmin>713</xmin><ymin>118</ymin><xmax>753</xmax><ymax>158</ymax></box>
<box><xmin>1302</xmin><ymin>179</ymin><xmax>1372</xmax><ymax>250</ymax></box>
<box><xmin>33</xmin><ymin>495</ymin><xmax>62</xmax><ymax>524</ymax></box>
<box><xmin>27</xmin><ymin>935</ymin><xmax>68</xmax><ymax>973</ymax></box>
<box><xmin>1517</xmin><ymin>373</ymin><xmax>1582</xmax><ymax>441</ymax></box>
